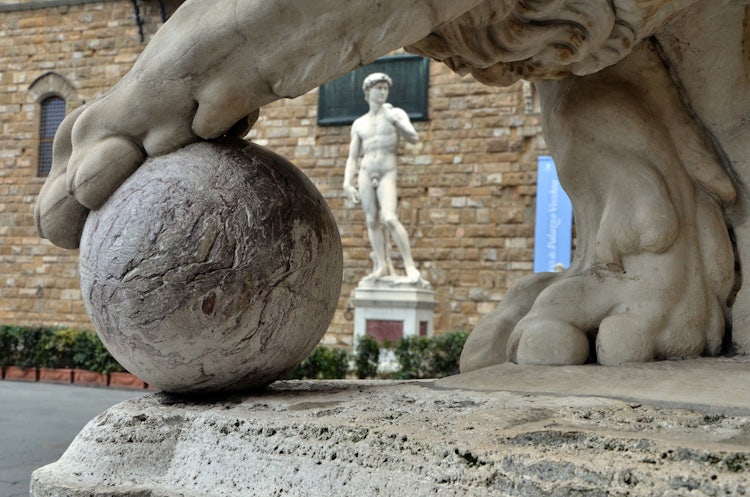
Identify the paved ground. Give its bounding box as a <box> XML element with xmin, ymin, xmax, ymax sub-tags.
<box><xmin>0</xmin><ymin>381</ymin><xmax>144</xmax><ymax>497</ymax></box>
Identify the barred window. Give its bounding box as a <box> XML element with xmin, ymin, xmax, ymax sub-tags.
<box><xmin>317</xmin><ymin>54</ymin><xmax>429</xmax><ymax>126</ymax></box>
<box><xmin>38</xmin><ymin>96</ymin><xmax>66</xmax><ymax>176</ymax></box>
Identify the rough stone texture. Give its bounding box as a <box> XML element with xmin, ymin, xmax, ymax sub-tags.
<box><xmin>406</xmin><ymin>0</ymin><xmax>696</xmax><ymax>85</ymax></box>
<box><xmin>78</xmin><ymin>139</ymin><xmax>342</xmax><ymax>393</ymax></box>
<box><xmin>31</xmin><ymin>357</ymin><xmax>750</xmax><ymax>496</ymax></box>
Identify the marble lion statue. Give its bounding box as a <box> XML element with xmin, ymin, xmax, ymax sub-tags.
<box><xmin>35</xmin><ymin>0</ymin><xmax>750</xmax><ymax>370</ymax></box>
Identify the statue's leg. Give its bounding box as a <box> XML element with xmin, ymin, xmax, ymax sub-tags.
<box><xmin>461</xmin><ymin>41</ymin><xmax>735</xmax><ymax>370</ymax></box>
<box><xmin>378</xmin><ymin>172</ymin><xmax>421</xmax><ymax>281</ymax></box>
<box><xmin>360</xmin><ymin>176</ymin><xmax>389</xmax><ymax>279</ymax></box>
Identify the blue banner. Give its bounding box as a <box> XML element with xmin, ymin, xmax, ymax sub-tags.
<box><xmin>534</xmin><ymin>156</ymin><xmax>573</xmax><ymax>272</ymax></box>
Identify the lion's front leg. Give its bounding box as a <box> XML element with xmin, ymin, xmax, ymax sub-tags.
<box><xmin>461</xmin><ymin>41</ymin><xmax>736</xmax><ymax>371</ymax></box>
<box><xmin>460</xmin><ymin>272</ymin><xmax>560</xmax><ymax>370</ymax></box>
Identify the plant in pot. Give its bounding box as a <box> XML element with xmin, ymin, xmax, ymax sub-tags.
<box><xmin>354</xmin><ymin>334</ymin><xmax>380</xmax><ymax>379</ymax></box>
<box><xmin>36</xmin><ymin>327</ymin><xmax>75</xmax><ymax>383</ymax></box>
<box><xmin>72</xmin><ymin>331</ymin><xmax>121</xmax><ymax>386</ymax></box>
<box><xmin>0</xmin><ymin>326</ymin><xmax>20</xmax><ymax>379</ymax></box>
<box><xmin>75</xmin><ymin>332</ymin><xmax>148</xmax><ymax>389</ymax></box>
<box><xmin>2</xmin><ymin>326</ymin><xmax>48</xmax><ymax>382</ymax></box>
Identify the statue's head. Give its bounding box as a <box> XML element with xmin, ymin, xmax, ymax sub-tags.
<box><xmin>362</xmin><ymin>72</ymin><xmax>392</xmax><ymax>101</ymax></box>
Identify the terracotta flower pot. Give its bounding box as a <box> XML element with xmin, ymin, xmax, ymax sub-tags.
<box><xmin>108</xmin><ymin>372</ymin><xmax>147</xmax><ymax>390</ymax></box>
<box><xmin>73</xmin><ymin>369</ymin><xmax>108</xmax><ymax>387</ymax></box>
<box><xmin>4</xmin><ymin>366</ymin><xmax>39</xmax><ymax>382</ymax></box>
<box><xmin>38</xmin><ymin>368</ymin><xmax>74</xmax><ymax>384</ymax></box>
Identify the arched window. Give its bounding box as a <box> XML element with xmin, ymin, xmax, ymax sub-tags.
<box><xmin>37</xmin><ymin>96</ymin><xmax>66</xmax><ymax>176</ymax></box>
<box><xmin>28</xmin><ymin>72</ymin><xmax>79</xmax><ymax>178</ymax></box>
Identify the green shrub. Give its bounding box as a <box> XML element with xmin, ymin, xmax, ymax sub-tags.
<box><xmin>393</xmin><ymin>331</ymin><xmax>468</xmax><ymax>379</ymax></box>
<box><xmin>36</xmin><ymin>328</ymin><xmax>77</xmax><ymax>368</ymax></box>
<box><xmin>0</xmin><ymin>325</ymin><xmax>125</xmax><ymax>373</ymax></box>
<box><xmin>354</xmin><ymin>335</ymin><xmax>380</xmax><ymax>379</ymax></box>
<box><xmin>393</xmin><ymin>336</ymin><xmax>433</xmax><ymax>379</ymax></box>
<box><xmin>2</xmin><ymin>324</ymin><xmax>470</xmax><ymax>381</ymax></box>
<box><xmin>431</xmin><ymin>331</ymin><xmax>468</xmax><ymax>377</ymax></box>
<box><xmin>285</xmin><ymin>331</ymin><xmax>469</xmax><ymax>381</ymax></box>
<box><xmin>71</xmin><ymin>331</ymin><xmax>99</xmax><ymax>370</ymax></box>
<box><xmin>71</xmin><ymin>331</ymin><xmax>125</xmax><ymax>374</ymax></box>
<box><xmin>0</xmin><ymin>326</ymin><xmax>21</xmax><ymax>367</ymax></box>
<box><xmin>16</xmin><ymin>326</ymin><xmax>57</xmax><ymax>368</ymax></box>
<box><xmin>284</xmin><ymin>345</ymin><xmax>349</xmax><ymax>380</ymax></box>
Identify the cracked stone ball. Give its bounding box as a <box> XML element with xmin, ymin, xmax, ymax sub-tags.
<box><xmin>78</xmin><ymin>139</ymin><xmax>343</xmax><ymax>394</ymax></box>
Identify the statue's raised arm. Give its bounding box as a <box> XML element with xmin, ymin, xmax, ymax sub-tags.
<box><xmin>34</xmin><ymin>0</ymin><xmax>485</xmax><ymax>249</ymax></box>
<box><xmin>383</xmin><ymin>104</ymin><xmax>419</xmax><ymax>145</ymax></box>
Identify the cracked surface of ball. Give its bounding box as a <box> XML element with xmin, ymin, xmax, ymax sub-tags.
<box><xmin>79</xmin><ymin>139</ymin><xmax>343</xmax><ymax>394</ymax></box>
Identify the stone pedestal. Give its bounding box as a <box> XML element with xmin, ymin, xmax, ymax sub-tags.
<box><xmin>352</xmin><ymin>285</ymin><xmax>437</xmax><ymax>344</ymax></box>
<box><xmin>30</xmin><ymin>357</ymin><xmax>750</xmax><ymax>497</ymax></box>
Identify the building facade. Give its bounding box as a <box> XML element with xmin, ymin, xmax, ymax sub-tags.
<box><xmin>0</xmin><ymin>0</ymin><xmax>548</xmax><ymax>347</ymax></box>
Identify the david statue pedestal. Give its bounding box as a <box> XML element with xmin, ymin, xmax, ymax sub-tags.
<box><xmin>352</xmin><ymin>283</ymin><xmax>437</xmax><ymax>346</ymax></box>
<box><xmin>343</xmin><ymin>72</ymin><xmax>437</xmax><ymax>345</ymax></box>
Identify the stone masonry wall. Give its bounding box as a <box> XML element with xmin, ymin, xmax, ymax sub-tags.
<box><xmin>0</xmin><ymin>0</ymin><xmax>167</xmax><ymax>327</ymax></box>
<box><xmin>0</xmin><ymin>3</ymin><xmax>548</xmax><ymax>348</ymax></box>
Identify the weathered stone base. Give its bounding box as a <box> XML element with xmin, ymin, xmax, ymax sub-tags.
<box><xmin>31</xmin><ymin>358</ymin><xmax>750</xmax><ymax>496</ymax></box>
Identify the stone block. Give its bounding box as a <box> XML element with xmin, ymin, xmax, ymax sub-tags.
<box><xmin>30</xmin><ymin>358</ymin><xmax>750</xmax><ymax>497</ymax></box>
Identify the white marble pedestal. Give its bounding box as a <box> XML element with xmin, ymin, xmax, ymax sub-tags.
<box><xmin>352</xmin><ymin>285</ymin><xmax>437</xmax><ymax>344</ymax></box>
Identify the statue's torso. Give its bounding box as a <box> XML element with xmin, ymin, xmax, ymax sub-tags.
<box><xmin>355</xmin><ymin>113</ymin><xmax>399</xmax><ymax>174</ymax></box>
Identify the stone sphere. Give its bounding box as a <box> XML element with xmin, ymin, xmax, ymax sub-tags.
<box><xmin>79</xmin><ymin>139</ymin><xmax>343</xmax><ymax>394</ymax></box>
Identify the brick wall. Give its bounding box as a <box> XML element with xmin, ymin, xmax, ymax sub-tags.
<box><xmin>0</xmin><ymin>3</ymin><xmax>548</xmax><ymax>347</ymax></box>
<box><xmin>0</xmin><ymin>0</ymin><xmax>167</xmax><ymax>327</ymax></box>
